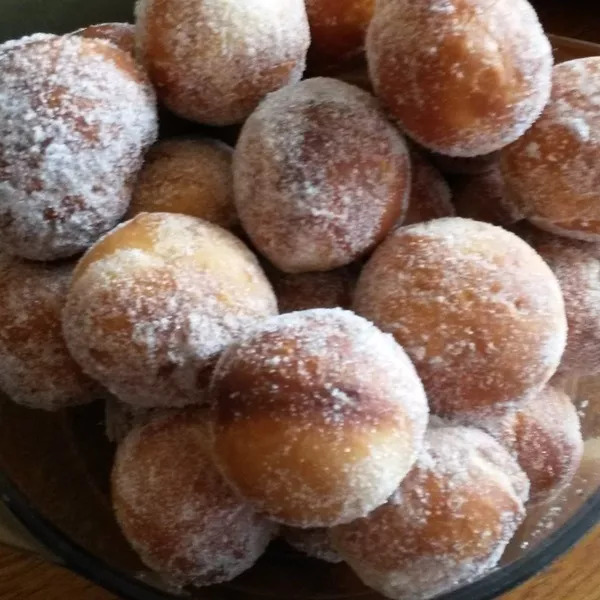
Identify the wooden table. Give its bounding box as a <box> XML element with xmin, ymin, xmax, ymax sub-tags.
<box><xmin>1</xmin><ymin>1</ymin><xmax>600</xmax><ymax>599</ymax></box>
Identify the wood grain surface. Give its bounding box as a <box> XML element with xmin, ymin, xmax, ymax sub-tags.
<box><xmin>1</xmin><ymin>1</ymin><xmax>599</xmax><ymax>599</ymax></box>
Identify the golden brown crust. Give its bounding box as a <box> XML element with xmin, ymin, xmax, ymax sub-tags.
<box><xmin>354</xmin><ymin>218</ymin><xmax>567</xmax><ymax>416</ymax></box>
<box><xmin>501</xmin><ymin>58</ymin><xmax>600</xmax><ymax>241</ymax></box>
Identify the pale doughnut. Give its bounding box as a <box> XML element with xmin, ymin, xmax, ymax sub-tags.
<box><xmin>461</xmin><ymin>386</ymin><xmax>583</xmax><ymax>503</ymax></box>
<box><xmin>366</xmin><ymin>0</ymin><xmax>553</xmax><ymax>157</ymax></box>
<box><xmin>305</xmin><ymin>0</ymin><xmax>375</xmax><ymax>72</ymax></box>
<box><xmin>403</xmin><ymin>151</ymin><xmax>454</xmax><ymax>226</ymax></box>
<box><xmin>129</xmin><ymin>138</ymin><xmax>236</xmax><ymax>229</ymax></box>
<box><xmin>531</xmin><ymin>232</ymin><xmax>600</xmax><ymax>376</ymax></box>
<box><xmin>135</xmin><ymin>0</ymin><xmax>310</xmax><ymax>125</ymax></box>
<box><xmin>0</xmin><ymin>255</ymin><xmax>97</xmax><ymax>410</ymax></box>
<box><xmin>112</xmin><ymin>410</ymin><xmax>275</xmax><ymax>586</ymax></box>
<box><xmin>330</xmin><ymin>425</ymin><xmax>529</xmax><ymax>600</ymax></box>
<box><xmin>63</xmin><ymin>213</ymin><xmax>277</xmax><ymax>408</ymax></box>
<box><xmin>210</xmin><ymin>308</ymin><xmax>429</xmax><ymax>527</ymax></box>
<box><xmin>453</xmin><ymin>165</ymin><xmax>522</xmax><ymax>227</ymax></box>
<box><xmin>72</xmin><ymin>23</ymin><xmax>136</xmax><ymax>55</ymax></box>
<box><xmin>501</xmin><ymin>58</ymin><xmax>600</xmax><ymax>241</ymax></box>
<box><xmin>0</xmin><ymin>35</ymin><xmax>157</xmax><ymax>260</ymax></box>
<box><xmin>281</xmin><ymin>527</ymin><xmax>342</xmax><ymax>564</ymax></box>
<box><xmin>234</xmin><ymin>78</ymin><xmax>410</xmax><ymax>273</ymax></box>
<box><xmin>354</xmin><ymin>218</ymin><xmax>567</xmax><ymax>416</ymax></box>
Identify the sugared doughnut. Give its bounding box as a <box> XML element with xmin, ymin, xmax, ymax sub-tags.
<box><xmin>501</xmin><ymin>58</ymin><xmax>600</xmax><ymax>241</ymax></box>
<box><xmin>112</xmin><ymin>409</ymin><xmax>275</xmax><ymax>586</ymax></box>
<box><xmin>72</xmin><ymin>23</ymin><xmax>136</xmax><ymax>55</ymax></box>
<box><xmin>453</xmin><ymin>165</ymin><xmax>522</xmax><ymax>227</ymax></box>
<box><xmin>305</xmin><ymin>0</ymin><xmax>375</xmax><ymax>72</ymax></box>
<box><xmin>366</xmin><ymin>0</ymin><xmax>553</xmax><ymax>157</ymax></box>
<box><xmin>403</xmin><ymin>151</ymin><xmax>454</xmax><ymax>226</ymax></box>
<box><xmin>268</xmin><ymin>267</ymin><xmax>355</xmax><ymax>314</ymax></box>
<box><xmin>0</xmin><ymin>255</ymin><xmax>97</xmax><ymax>410</ymax></box>
<box><xmin>0</xmin><ymin>35</ymin><xmax>157</xmax><ymax>261</ymax></box>
<box><xmin>354</xmin><ymin>218</ymin><xmax>567</xmax><ymax>416</ymax></box>
<box><xmin>461</xmin><ymin>386</ymin><xmax>583</xmax><ymax>503</ymax></box>
<box><xmin>281</xmin><ymin>527</ymin><xmax>342</xmax><ymax>564</ymax></box>
<box><xmin>234</xmin><ymin>78</ymin><xmax>410</xmax><ymax>273</ymax></box>
<box><xmin>210</xmin><ymin>308</ymin><xmax>429</xmax><ymax>528</ymax></box>
<box><xmin>63</xmin><ymin>213</ymin><xmax>277</xmax><ymax>408</ymax></box>
<box><xmin>330</xmin><ymin>425</ymin><xmax>529</xmax><ymax>600</ymax></box>
<box><xmin>428</xmin><ymin>150</ymin><xmax>499</xmax><ymax>176</ymax></box>
<box><xmin>135</xmin><ymin>0</ymin><xmax>310</xmax><ymax>125</ymax></box>
<box><xmin>531</xmin><ymin>233</ymin><xmax>600</xmax><ymax>376</ymax></box>
<box><xmin>128</xmin><ymin>138</ymin><xmax>236</xmax><ymax>229</ymax></box>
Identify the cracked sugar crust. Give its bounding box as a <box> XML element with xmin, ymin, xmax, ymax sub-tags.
<box><xmin>234</xmin><ymin>77</ymin><xmax>410</xmax><ymax>273</ymax></box>
<box><xmin>112</xmin><ymin>409</ymin><xmax>276</xmax><ymax>586</ymax></box>
<box><xmin>0</xmin><ymin>254</ymin><xmax>97</xmax><ymax>410</ymax></box>
<box><xmin>501</xmin><ymin>58</ymin><xmax>600</xmax><ymax>241</ymax></box>
<box><xmin>354</xmin><ymin>217</ymin><xmax>567</xmax><ymax>417</ymax></box>
<box><xmin>330</xmin><ymin>425</ymin><xmax>529</xmax><ymax>600</ymax></box>
<box><xmin>210</xmin><ymin>308</ymin><xmax>429</xmax><ymax>528</ymax></box>
<box><xmin>0</xmin><ymin>35</ymin><xmax>158</xmax><ymax>260</ymax></box>
<box><xmin>135</xmin><ymin>0</ymin><xmax>310</xmax><ymax>125</ymax></box>
<box><xmin>366</xmin><ymin>0</ymin><xmax>553</xmax><ymax>157</ymax></box>
<box><xmin>63</xmin><ymin>213</ymin><xmax>278</xmax><ymax>409</ymax></box>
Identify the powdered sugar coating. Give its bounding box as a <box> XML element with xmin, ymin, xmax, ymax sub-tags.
<box><xmin>210</xmin><ymin>308</ymin><xmax>429</xmax><ymax>527</ymax></box>
<box><xmin>366</xmin><ymin>0</ymin><xmax>553</xmax><ymax>157</ymax></box>
<box><xmin>330</xmin><ymin>425</ymin><xmax>528</xmax><ymax>600</ymax></box>
<box><xmin>63</xmin><ymin>213</ymin><xmax>278</xmax><ymax>408</ymax></box>
<box><xmin>0</xmin><ymin>255</ymin><xmax>97</xmax><ymax>410</ymax></box>
<box><xmin>354</xmin><ymin>218</ymin><xmax>567</xmax><ymax>416</ymax></box>
<box><xmin>135</xmin><ymin>0</ymin><xmax>310</xmax><ymax>125</ymax></box>
<box><xmin>129</xmin><ymin>137</ymin><xmax>236</xmax><ymax>229</ymax></box>
<box><xmin>532</xmin><ymin>233</ymin><xmax>600</xmax><ymax>376</ymax></box>
<box><xmin>0</xmin><ymin>36</ymin><xmax>158</xmax><ymax>261</ymax></box>
<box><xmin>72</xmin><ymin>23</ymin><xmax>136</xmax><ymax>56</ymax></box>
<box><xmin>403</xmin><ymin>151</ymin><xmax>454</xmax><ymax>226</ymax></box>
<box><xmin>112</xmin><ymin>410</ymin><xmax>275</xmax><ymax>586</ymax></box>
<box><xmin>453</xmin><ymin>165</ymin><xmax>522</xmax><ymax>227</ymax></box>
<box><xmin>501</xmin><ymin>58</ymin><xmax>600</xmax><ymax>241</ymax></box>
<box><xmin>281</xmin><ymin>527</ymin><xmax>342</xmax><ymax>563</ymax></box>
<box><xmin>459</xmin><ymin>386</ymin><xmax>583</xmax><ymax>503</ymax></box>
<box><xmin>234</xmin><ymin>78</ymin><xmax>410</xmax><ymax>273</ymax></box>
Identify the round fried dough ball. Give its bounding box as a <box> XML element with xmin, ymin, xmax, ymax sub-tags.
<box><xmin>531</xmin><ymin>232</ymin><xmax>600</xmax><ymax>376</ymax></box>
<box><xmin>128</xmin><ymin>138</ymin><xmax>236</xmax><ymax>228</ymax></box>
<box><xmin>210</xmin><ymin>308</ymin><xmax>429</xmax><ymax>528</ymax></box>
<box><xmin>135</xmin><ymin>0</ymin><xmax>310</xmax><ymax>125</ymax></box>
<box><xmin>72</xmin><ymin>23</ymin><xmax>136</xmax><ymax>55</ymax></box>
<box><xmin>0</xmin><ymin>255</ymin><xmax>97</xmax><ymax>410</ymax></box>
<box><xmin>0</xmin><ymin>35</ymin><xmax>158</xmax><ymax>260</ymax></box>
<box><xmin>112</xmin><ymin>410</ymin><xmax>275</xmax><ymax>586</ymax></box>
<box><xmin>354</xmin><ymin>218</ymin><xmax>567</xmax><ymax>417</ymax></box>
<box><xmin>366</xmin><ymin>0</ymin><xmax>553</xmax><ymax>157</ymax></box>
<box><xmin>501</xmin><ymin>58</ymin><xmax>600</xmax><ymax>241</ymax></box>
<box><xmin>453</xmin><ymin>165</ymin><xmax>522</xmax><ymax>227</ymax></box>
<box><xmin>234</xmin><ymin>78</ymin><xmax>410</xmax><ymax>273</ymax></box>
<box><xmin>330</xmin><ymin>425</ymin><xmax>529</xmax><ymax>600</ymax></box>
<box><xmin>305</xmin><ymin>0</ymin><xmax>375</xmax><ymax>72</ymax></box>
<box><xmin>463</xmin><ymin>386</ymin><xmax>583</xmax><ymax>503</ymax></box>
<box><xmin>403</xmin><ymin>151</ymin><xmax>454</xmax><ymax>226</ymax></box>
<box><xmin>281</xmin><ymin>527</ymin><xmax>342</xmax><ymax>563</ymax></box>
<box><xmin>63</xmin><ymin>213</ymin><xmax>277</xmax><ymax>408</ymax></box>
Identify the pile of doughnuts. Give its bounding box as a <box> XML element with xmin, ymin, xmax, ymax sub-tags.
<box><xmin>1</xmin><ymin>0</ymin><xmax>597</xmax><ymax>598</ymax></box>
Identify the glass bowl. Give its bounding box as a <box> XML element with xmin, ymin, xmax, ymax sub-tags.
<box><xmin>1</xmin><ymin>3</ymin><xmax>599</xmax><ymax>599</ymax></box>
